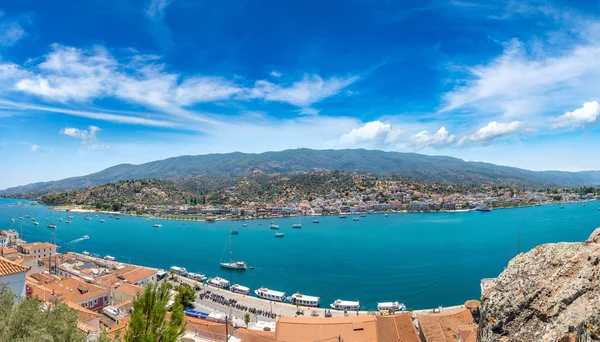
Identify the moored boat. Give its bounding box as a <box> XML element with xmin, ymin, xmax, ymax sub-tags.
<box><xmin>292</xmin><ymin>223</ymin><xmax>301</xmax><ymax>228</ymax></box>
<box><xmin>187</xmin><ymin>272</ymin><xmax>207</xmax><ymax>282</ymax></box>
<box><xmin>33</xmin><ymin>222</ymin><xmax>39</xmax><ymax>225</ymax></box>
<box><xmin>377</xmin><ymin>301</ymin><xmax>406</xmax><ymax>312</ymax></box>
<box><xmin>82</xmin><ymin>251</ymin><xmax>90</xmax><ymax>256</ymax></box>
<box><xmin>275</xmin><ymin>233</ymin><xmax>284</xmax><ymax>238</ymax></box>
<box><xmin>104</xmin><ymin>255</ymin><xmax>116</xmax><ymax>261</ymax></box>
<box><xmin>230</xmin><ymin>284</ymin><xmax>250</xmax><ymax>295</ymax></box>
<box><xmin>230</xmin><ymin>230</ymin><xmax>239</xmax><ymax>235</ymax></box>
<box><xmin>47</xmin><ymin>224</ymin><xmax>57</xmax><ymax>229</ymax></box>
<box><xmin>220</xmin><ymin>233</ymin><xmax>247</xmax><ymax>270</ymax></box>
<box><xmin>475</xmin><ymin>205</ymin><xmax>491</xmax><ymax>212</ymax></box>
<box><xmin>100</xmin><ymin>219</ymin><xmax>105</xmax><ymax>223</ymax></box>
<box><xmin>353</xmin><ymin>217</ymin><xmax>360</xmax><ymax>221</ymax></box>
<box><xmin>312</xmin><ymin>219</ymin><xmax>319</xmax><ymax>223</ymax></box>
<box><xmin>242</xmin><ymin>224</ymin><xmax>248</xmax><ymax>227</ymax></box>
<box><xmin>254</xmin><ymin>287</ymin><xmax>286</xmax><ymax>302</ymax></box>
<box><xmin>330</xmin><ymin>299</ymin><xmax>360</xmax><ymax>311</ymax></box>
<box><xmin>153</xmin><ymin>224</ymin><xmax>162</xmax><ymax>228</ymax></box>
<box><xmin>287</xmin><ymin>292</ymin><xmax>320</xmax><ymax>307</ymax></box>
<box><xmin>208</xmin><ymin>277</ymin><xmax>231</xmax><ymax>289</ymax></box>
<box><xmin>269</xmin><ymin>224</ymin><xmax>279</xmax><ymax>229</ymax></box>
<box><xmin>339</xmin><ymin>214</ymin><xmax>347</xmax><ymax>218</ymax></box>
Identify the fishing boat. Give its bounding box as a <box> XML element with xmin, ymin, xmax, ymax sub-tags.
<box><xmin>287</xmin><ymin>293</ymin><xmax>320</xmax><ymax>307</ymax></box>
<box><xmin>254</xmin><ymin>287</ymin><xmax>286</xmax><ymax>302</ymax></box>
<box><xmin>230</xmin><ymin>230</ymin><xmax>239</xmax><ymax>235</ymax></box>
<box><xmin>353</xmin><ymin>217</ymin><xmax>360</xmax><ymax>221</ymax></box>
<box><xmin>339</xmin><ymin>214</ymin><xmax>347</xmax><ymax>218</ymax></box>
<box><xmin>208</xmin><ymin>277</ymin><xmax>230</xmax><ymax>289</ymax></box>
<box><xmin>220</xmin><ymin>233</ymin><xmax>247</xmax><ymax>270</ymax></box>
<box><xmin>104</xmin><ymin>255</ymin><xmax>116</xmax><ymax>261</ymax></box>
<box><xmin>377</xmin><ymin>301</ymin><xmax>407</xmax><ymax>312</ymax></box>
<box><xmin>47</xmin><ymin>224</ymin><xmax>57</xmax><ymax>229</ymax></box>
<box><xmin>269</xmin><ymin>224</ymin><xmax>279</xmax><ymax>229</ymax></box>
<box><xmin>153</xmin><ymin>224</ymin><xmax>162</xmax><ymax>228</ymax></box>
<box><xmin>275</xmin><ymin>233</ymin><xmax>284</xmax><ymax>238</ymax></box>
<box><xmin>330</xmin><ymin>299</ymin><xmax>360</xmax><ymax>311</ymax></box>
<box><xmin>312</xmin><ymin>219</ymin><xmax>320</xmax><ymax>223</ymax></box>
<box><xmin>230</xmin><ymin>284</ymin><xmax>250</xmax><ymax>295</ymax></box>
<box><xmin>187</xmin><ymin>272</ymin><xmax>207</xmax><ymax>282</ymax></box>
<box><xmin>475</xmin><ymin>205</ymin><xmax>491</xmax><ymax>212</ymax></box>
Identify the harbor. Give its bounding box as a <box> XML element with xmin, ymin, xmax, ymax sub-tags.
<box><xmin>2</xmin><ymin>197</ymin><xmax>600</xmax><ymax>310</ymax></box>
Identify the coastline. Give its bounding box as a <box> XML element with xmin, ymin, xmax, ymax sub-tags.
<box><xmin>73</xmin><ymin>252</ymin><xmax>468</xmax><ymax>318</ymax></box>
<box><xmin>46</xmin><ymin>199</ymin><xmax>599</xmax><ymax>223</ymax></box>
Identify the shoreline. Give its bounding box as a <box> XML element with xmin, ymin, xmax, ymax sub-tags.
<box><xmin>45</xmin><ymin>199</ymin><xmax>600</xmax><ymax>223</ymax></box>
<box><xmin>72</xmin><ymin>252</ymin><xmax>469</xmax><ymax>318</ymax></box>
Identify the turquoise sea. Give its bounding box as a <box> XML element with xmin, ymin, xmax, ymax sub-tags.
<box><xmin>2</xmin><ymin>197</ymin><xmax>599</xmax><ymax>310</ymax></box>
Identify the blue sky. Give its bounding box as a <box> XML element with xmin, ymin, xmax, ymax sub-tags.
<box><xmin>1</xmin><ymin>0</ymin><xmax>600</xmax><ymax>189</ymax></box>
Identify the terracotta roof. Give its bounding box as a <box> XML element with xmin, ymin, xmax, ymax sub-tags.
<box><xmin>114</xmin><ymin>282</ymin><xmax>145</xmax><ymax>297</ymax></box>
<box><xmin>275</xmin><ymin>315</ymin><xmax>379</xmax><ymax>342</ymax></box>
<box><xmin>0</xmin><ymin>247</ymin><xmax>17</xmax><ymax>255</ymax></box>
<box><xmin>27</xmin><ymin>280</ymin><xmax>60</xmax><ymax>302</ymax></box>
<box><xmin>42</xmin><ymin>278</ymin><xmax>109</xmax><ymax>304</ymax></box>
<box><xmin>107</xmin><ymin>317</ymin><xmax>130</xmax><ymax>339</ymax></box>
<box><xmin>0</xmin><ymin>256</ymin><xmax>29</xmax><ymax>276</ymax></box>
<box><xmin>114</xmin><ymin>299</ymin><xmax>133</xmax><ymax>312</ymax></box>
<box><xmin>116</xmin><ymin>266</ymin><xmax>156</xmax><ymax>284</ymax></box>
<box><xmin>20</xmin><ymin>242</ymin><xmax>56</xmax><ymax>251</ymax></box>
<box><xmin>375</xmin><ymin>313</ymin><xmax>420</xmax><ymax>342</ymax></box>
<box><xmin>459</xmin><ymin>326</ymin><xmax>478</xmax><ymax>342</ymax></box>
<box><xmin>234</xmin><ymin>328</ymin><xmax>276</xmax><ymax>342</ymax></box>
<box><xmin>66</xmin><ymin>301</ymin><xmax>101</xmax><ymax>324</ymax></box>
<box><xmin>417</xmin><ymin>310</ymin><xmax>475</xmax><ymax>342</ymax></box>
<box><xmin>183</xmin><ymin>315</ymin><xmax>231</xmax><ymax>341</ymax></box>
<box><xmin>95</xmin><ymin>273</ymin><xmax>119</xmax><ymax>287</ymax></box>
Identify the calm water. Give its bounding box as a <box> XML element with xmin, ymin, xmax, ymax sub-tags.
<box><xmin>2</xmin><ymin>197</ymin><xmax>599</xmax><ymax>310</ymax></box>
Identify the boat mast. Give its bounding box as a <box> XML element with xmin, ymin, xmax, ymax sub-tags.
<box><xmin>229</xmin><ymin>233</ymin><xmax>233</xmax><ymax>263</ymax></box>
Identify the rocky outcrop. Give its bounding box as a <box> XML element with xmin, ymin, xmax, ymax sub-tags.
<box><xmin>478</xmin><ymin>228</ymin><xmax>600</xmax><ymax>342</ymax></box>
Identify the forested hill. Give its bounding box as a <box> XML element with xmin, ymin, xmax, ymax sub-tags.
<box><xmin>2</xmin><ymin>149</ymin><xmax>600</xmax><ymax>195</ymax></box>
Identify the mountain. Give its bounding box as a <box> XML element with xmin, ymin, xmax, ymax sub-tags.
<box><xmin>2</xmin><ymin>149</ymin><xmax>599</xmax><ymax>195</ymax></box>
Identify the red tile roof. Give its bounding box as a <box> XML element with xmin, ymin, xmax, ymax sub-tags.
<box><xmin>0</xmin><ymin>256</ymin><xmax>29</xmax><ymax>276</ymax></box>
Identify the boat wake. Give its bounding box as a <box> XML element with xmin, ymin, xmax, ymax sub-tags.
<box><xmin>70</xmin><ymin>235</ymin><xmax>89</xmax><ymax>244</ymax></box>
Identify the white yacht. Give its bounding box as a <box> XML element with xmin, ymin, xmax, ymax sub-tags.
<box><xmin>230</xmin><ymin>284</ymin><xmax>250</xmax><ymax>295</ymax></box>
<box><xmin>82</xmin><ymin>251</ymin><xmax>90</xmax><ymax>256</ymax></box>
<box><xmin>187</xmin><ymin>272</ymin><xmax>207</xmax><ymax>282</ymax></box>
<box><xmin>384</xmin><ymin>213</ymin><xmax>388</xmax><ymax>217</ymax></box>
<box><xmin>269</xmin><ymin>224</ymin><xmax>279</xmax><ymax>229</ymax></box>
<box><xmin>292</xmin><ymin>223</ymin><xmax>301</xmax><ymax>228</ymax></box>
<box><xmin>208</xmin><ymin>277</ymin><xmax>231</xmax><ymax>289</ymax></box>
<box><xmin>220</xmin><ymin>233</ymin><xmax>247</xmax><ymax>270</ymax></box>
<box><xmin>377</xmin><ymin>301</ymin><xmax>406</xmax><ymax>312</ymax></box>
<box><xmin>100</xmin><ymin>219</ymin><xmax>105</xmax><ymax>223</ymax></box>
<box><xmin>104</xmin><ymin>255</ymin><xmax>116</xmax><ymax>261</ymax></box>
<box><xmin>33</xmin><ymin>221</ymin><xmax>39</xmax><ymax>226</ymax></box>
<box><xmin>65</xmin><ymin>220</ymin><xmax>71</xmax><ymax>224</ymax></box>
<box><xmin>353</xmin><ymin>217</ymin><xmax>360</xmax><ymax>221</ymax></box>
<box><xmin>68</xmin><ymin>216</ymin><xmax>74</xmax><ymax>219</ymax></box>
<box><xmin>82</xmin><ymin>235</ymin><xmax>89</xmax><ymax>240</ymax></box>
<box><xmin>59</xmin><ymin>217</ymin><xmax>63</xmax><ymax>222</ymax></box>
<box><xmin>275</xmin><ymin>233</ymin><xmax>285</xmax><ymax>238</ymax></box>
<box><xmin>312</xmin><ymin>219</ymin><xmax>319</xmax><ymax>223</ymax></box>
<box><xmin>153</xmin><ymin>224</ymin><xmax>162</xmax><ymax>228</ymax></box>
<box><xmin>287</xmin><ymin>293</ymin><xmax>320</xmax><ymax>307</ymax></box>
<box><xmin>9</xmin><ymin>218</ymin><xmax>14</xmax><ymax>223</ymax></box>
<box><xmin>339</xmin><ymin>214</ymin><xmax>347</xmax><ymax>218</ymax></box>
<box><xmin>254</xmin><ymin>287</ymin><xmax>286</xmax><ymax>302</ymax></box>
<box><xmin>170</xmin><ymin>266</ymin><xmax>188</xmax><ymax>276</ymax></box>
<box><xmin>242</xmin><ymin>224</ymin><xmax>248</xmax><ymax>227</ymax></box>
<box><xmin>330</xmin><ymin>299</ymin><xmax>360</xmax><ymax>311</ymax></box>
<box><xmin>85</xmin><ymin>215</ymin><xmax>91</xmax><ymax>220</ymax></box>
<box><xmin>47</xmin><ymin>224</ymin><xmax>57</xmax><ymax>229</ymax></box>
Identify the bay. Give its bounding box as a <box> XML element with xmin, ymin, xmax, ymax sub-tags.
<box><xmin>1</xmin><ymin>197</ymin><xmax>599</xmax><ymax>310</ymax></box>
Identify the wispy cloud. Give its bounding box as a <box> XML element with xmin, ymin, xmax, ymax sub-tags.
<box><xmin>0</xmin><ymin>11</ymin><xmax>27</xmax><ymax>47</ymax></box>
<box><xmin>550</xmin><ymin>101</ymin><xmax>600</xmax><ymax>129</ymax></box>
<box><xmin>30</xmin><ymin>144</ymin><xmax>48</xmax><ymax>153</ymax></box>
<box><xmin>458</xmin><ymin>121</ymin><xmax>524</xmax><ymax>145</ymax></box>
<box><xmin>270</xmin><ymin>70</ymin><xmax>282</xmax><ymax>78</ymax></box>
<box><xmin>60</xmin><ymin>125</ymin><xmax>108</xmax><ymax>150</ymax></box>
<box><xmin>145</xmin><ymin>0</ymin><xmax>173</xmax><ymax>49</ymax></box>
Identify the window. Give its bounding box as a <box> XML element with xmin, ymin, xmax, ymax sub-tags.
<box><xmin>94</xmin><ymin>299</ymin><xmax>97</xmax><ymax>304</ymax></box>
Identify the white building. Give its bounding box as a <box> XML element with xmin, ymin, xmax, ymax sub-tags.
<box><xmin>0</xmin><ymin>256</ymin><xmax>29</xmax><ymax>298</ymax></box>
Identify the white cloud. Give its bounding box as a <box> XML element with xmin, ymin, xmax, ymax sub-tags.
<box><xmin>10</xmin><ymin>45</ymin><xmax>356</xmax><ymax>126</ymax></box>
<box><xmin>338</xmin><ymin>121</ymin><xmax>403</xmax><ymax>146</ymax></box>
<box><xmin>440</xmin><ymin>35</ymin><xmax>600</xmax><ymax>119</ymax></box>
<box><xmin>60</xmin><ymin>125</ymin><xmax>102</xmax><ymax>144</ymax></box>
<box><xmin>550</xmin><ymin>101</ymin><xmax>600</xmax><ymax>129</ymax></box>
<box><xmin>249</xmin><ymin>74</ymin><xmax>359</xmax><ymax>107</ymax></box>
<box><xmin>146</xmin><ymin>0</ymin><xmax>171</xmax><ymax>21</ymax></box>
<box><xmin>409</xmin><ymin>127</ymin><xmax>455</xmax><ymax>149</ymax></box>
<box><xmin>459</xmin><ymin>121</ymin><xmax>524</xmax><ymax>145</ymax></box>
<box><xmin>270</xmin><ymin>70</ymin><xmax>282</xmax><ymax>78</ymax></box>
<box><xmin>0</xmin><ymin>21</ymin><xmax>25</xmax><ymax>47</ymax></box>
<box><xmin>30</xmin><ymin>144</ymin><xmax>46</xmax><ymax>153</ymax></box>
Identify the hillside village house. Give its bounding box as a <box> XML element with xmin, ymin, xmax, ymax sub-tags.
<box><xmin>18</xmin><ymin>242</ymin><xmax>57</xmax><ymax>259</ymax></box>
<box><xmin>0</xmin><ymin>230</ymin><xmax>19</xmax><ymax>247</ymax></box>
<box><xmin>0</xmin><ymin>256</ymin><xmax>29</xmax><ymax>298</ymax></box>
<box><xmin>28</xmin><ymin>276</ymin><xmax>110</xmax><ymax>312</ymax></box>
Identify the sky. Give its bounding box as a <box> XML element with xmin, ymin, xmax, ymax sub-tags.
<box><xmin>1</xmin><ymin>0</ymin><xmax>600</xmax><ymax>189</ymax></box>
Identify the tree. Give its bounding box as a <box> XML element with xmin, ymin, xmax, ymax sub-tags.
<box><xmin>0</xmin><ymin>285</ymin><xmax>102</xmax><ymax>342</ymax></box>
<box><xmin>244</xmin><ymin>312</ymin><xmax>251</xmax><ymax>327</ymax></box>
<box><xmin>174</xmin><ymin>285</ymin><xmax>196</xmax><ymax>309</ymax></box>
<box><xmin>124</xmin><ymin>281</ymin><xmax>186</xmax><ymax>342</ymax></box>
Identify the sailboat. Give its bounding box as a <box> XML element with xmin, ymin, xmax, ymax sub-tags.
<box><xmin>220</xmin><ymin>233</ymin><xmax>247</xmax><ymax>270</ymax></box>
<box><xmin>292</xmin><ymin>215</ymin><xmax>302</xmax><ymax>228</ymax></box>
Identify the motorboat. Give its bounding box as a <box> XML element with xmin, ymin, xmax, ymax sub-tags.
<box><xmin>330</xmin><ymin>299</ymin><xmax>360</xmax><ymax>311</ymax></box>
<box><xmin>275</xmin><ymin>233</ymin><xmax>284</xmax><ymax>238</ymax></box>
<box><xmin>208</xmin><ymin>277</ymin><xmax>231</xmax><ymax>289</ymax></box>
<box><xmin>104</xmin><ymin>255</ymin><xmax>116</xmax><ymax>261</ymax></box>
<box><xmin>230</xmin><ymin>284</ymin><xmax>250</xmax><ymax>295</ymax></box>
<box><xmin>287</xmin><ymin>292</ymin><xmax>320</xmax><ymax>307</ymax></box>
<box><xmin>254</xmin><ymin>287</ymin><xmax>286</xmax><ymax>302</ymax></box>
<box><xmin>377</xmin><ymin>301</ymin><xmax>407</xmax><ymax>312</ymax></box>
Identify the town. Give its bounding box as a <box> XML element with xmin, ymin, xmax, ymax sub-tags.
<box><xmin>0</xmin><ymin>227</ymin><xmax>482</xmax><ymax>341</ymax></box>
